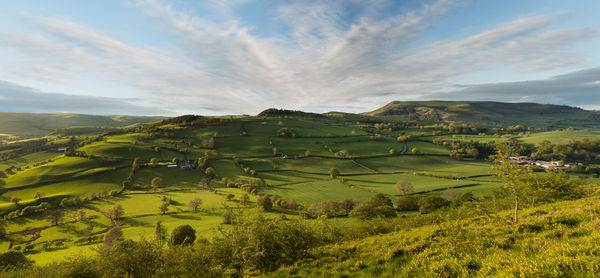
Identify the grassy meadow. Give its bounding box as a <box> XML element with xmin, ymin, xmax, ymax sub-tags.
<box><xmin>0</xmin><ymin>106</ymin><xmax>599</xmax><ymax>273</ymax></box>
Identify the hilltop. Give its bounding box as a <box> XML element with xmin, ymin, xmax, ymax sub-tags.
<box><xmin>0</xmin><ymin>113</ymin><xmax>165</xmax><ymax>139</ymax></box>
<box><xmin>364</xmin><ymin>101</ymin><xmax>599</xmax><ymax>128</ymax></box>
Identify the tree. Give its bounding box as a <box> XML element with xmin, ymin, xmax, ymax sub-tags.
<box><xmin>47</xmin><ymin>209</ymin><xmax>65</xmax><ymax>226</ymax></box>
<box><xmin>241</xmin><ymin>194</ymin><xmax>250</xmax><ymax>206</ymax></box>
<box><xmin>172</xmin><ymin>157</ymin><xmax>179</xmax><ymax>164</ymax></box>
<box><xmin>339</xmin><ymin>199</ymin><xmax>358</xmax><ymax>215</ymax></box>
<box><xmin>418</xmin><ymin>196</ymin><xmax>449</xmax><ymax>213</ymax></box>
<box><xmin>152</xmin><ymin>177</ymin><xmax>163</xmax><ymax>191</ymax></box>
<box><xmin>397</xmin><ymin>135</ymin><xmax>411</xmax><ymax>142</ymax></box>
<box><xmin>349</xmin><ymin>194</ymin><xmax>396</xmax><ymax>219</ymax></box>
<box><xmin>205</xmin><ymin>167</ymin><xmax>216</xmax><ymax>178</ymax></box>
<box><xmin>396</xmin><ymin>195</ymin><xmax>420</xmax><ymax>211</ymax></box>
<box><xmin>389</xmin><ymin>148</ymin><xmax>397</xmax><ymax>155</ymax></box>
<box><xmin>0</xmin><ymin>250</ymin><xmax>32</xmax><ymax>269</ymax></box>
<box><xmin>222</xmin><ymin>210</ymin><xmax>234</xmax><ymax>224</ymax></box>
<box><xmin>159</xmin><ymin>201</ymin><xmax>170</xmax><ymax>215</ymax></box>
<box><xmin>493</xmin><ymin>148</ymin><xmax>532</xmax><ymax>224</ymax></box>
<box><xmin>0</xmin><ymin>219</ymin><xmax>7</xmax><ymax>239</ymax></box>
<box><xmin>10</xmin><ymin>197</ymin><xmax>21</xmax><ymax>206</ymax></box>
<box><xmin>256</xmin><ymin>196</ymin><xmax>272</xmax><ymax>211</ymax></box>
<box><xmin>188</xmin><ymin>197</ymin><xmax>203</xmax><ymax>213</ymax></box>
<box><xmin>155</xmin><ymin>221</ymin><xmax>168</xmax><ymax>246</ymax></box>
<box><xmin>104</xmin><ymin>226</ymin><xmax>123</xmax><ymax>246</ymax></box>
<box><xmin>149</xmin><ymin>158</ymin><xmax>159</xmax><ymax>167</ymax></box>
<box><xmin>77</xmin><ymin>210</ymin><xmax>87</xmax><ymax>221</ymax></box>
<box><xmin>34</xmin><ymin>191</ymin><xmax>45</xmax><ymax>200</ymax></box>
<box><xmin>334</xmin><ymin>149</ymin><xmax>349</xmax><ymax>158</ymax></box>
<box><xmin>170</xmin><ymin>224</ymin><xmax>196</xmax><ymax>246</ymax></box>
<box><xmin>285</xmin><ymin>199</ymin><xmax>298</xmax><ymax>210</ymax></box>
<box><xmin>411</xmin><ymin>147</ymin><xmax>419</xmax><ymax>154</ymax></box>
<box><xmin>328</xmin><ymin>168</ymin><xmax>340</xmax><ymax>179</ymax></box>
<box><xmin>394</xmin><ymin>181</ymin><xmax>413</xmax><ymax>196</ymax></box>
<box><xmin>107</xmin><ymin>205</ymin><xmax>124</xmax><ymax>225</ymax></box>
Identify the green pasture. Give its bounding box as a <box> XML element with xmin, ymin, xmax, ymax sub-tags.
<box><xmin>132</xmin><ymin>167</ymin><xmax>207</xmax><ymax>189</ymax></box>
<box><xmin>2</xmin><ymin>156</ymin><xmax>123</xmax><ymax>189</ymax></box>
<box><xmin>344</xmin><ymin>173</ymin><xmax>479</xmax><ymax>195</ymax></box>
<box><xmin>516</xmin><ymin>130</ymin><xmax>600</xmax><ymax>145</ymax></box>
<box><xmin>79</xmin><ymin>141</ymin><xmax>186</xmax><ymax>160</ymax></box>
<box><xmin>243</xmin><ymin>157</ymin><xmax>371</xmax><ymax>174</ymax></box>
<box><xmin>0</xmin><ymin>167</ymin><xmax>128</xmax><ymax>209</ymax></box>
<box><xmin>406</xmin><ymin>141</ymin><xmax>449</xmax><ymax>154</ymax></box>
<box><xmin>355</xmin><ymin>155</ymin><xmax>459</xmax><ymax>172</ymax></box>
<box><xmin>257</xmin><ymin>180</ymin><xmax>374</xmax><ymax>205</ymax></box>
<box><xmin>214</xmin><ymin>136</ymin><xmax>272</xmax><ymax>157</ymax></box>
<box><xmin>416</xmin><ymin>162</ymin><xmax>493</xmax><ymax>178</ymax></box>
<box><xmin>0</xmin><ymin>151</ymin><xmax>60</xmax><ymax>171</ymax></box>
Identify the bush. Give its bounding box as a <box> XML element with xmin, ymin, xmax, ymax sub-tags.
<box><xmin>396</xmin><ymin>196</ymin><xmax>420</xmax><ymax>211</ymax></box>
<box><xmin>0</xmin><ymin>250</ymin><xmax>32</xmax><ymax>269</ymax></box>
<box><xmin>170</xmin><ymin>225</ymin><xmax>196</xmax><ymax>246</ymax></box>
<box><xmin>257</xmin><ymin>196</ymin><xmax>273</xmax><ymax>211</ymax></box>
<box><xmin>350</xmin><ymin>194</ymin><xmax>396</xmax><ymax>219</ymax></box>
<box><xmin>418</xmin><ymin>196</ymin><xmax>450</xmax><ymax>213</ymax></box>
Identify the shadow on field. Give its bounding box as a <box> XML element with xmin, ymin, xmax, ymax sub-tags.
<box><xmin>121</xmin><ymin>217</ymin><xmax>153</xmax><ymax>227</ymax></box>
<box><xmin>169</xmin><ymin>214</ymin><xmax>203</xmax><ymax>220</ymax></box>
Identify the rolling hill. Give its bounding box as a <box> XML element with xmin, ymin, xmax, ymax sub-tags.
<box><xmin>364</xmin><ymin>101</ymin><xmax>600</xmax><ymax>128</ymax></box>
<box><xmin>0</xmin><ymin>113</ymin><xmax>165</xmax><ymax>139</ymax></box>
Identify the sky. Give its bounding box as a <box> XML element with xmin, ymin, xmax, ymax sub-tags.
<box><xmin>0</xmin><ymin>0</ymin><xmax>599</xmax><ymax>116</ymax></box>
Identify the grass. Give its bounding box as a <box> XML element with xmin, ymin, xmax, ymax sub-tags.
<box><xmin>355</xmin><ymin>155</ymin><xmax>459</xmax><ymax>172</ymax></box>
<box><xmin>257</xmin><ymin>180</ymin><xmax>375</xmax><ymax>205</ymax></box>
<box><xmin>0</xmin><ymin>167</ymin><xmax>128</xmax><ymax>210</ymax></box>
<box><xmin>0</xmin><ymin>151</ymin><xmax>60</xmax><ymax>172</ymax></box>
<box><xmin>516</xmin><ymin>130</ymin><xmax>600</xmax><ymax>145</ymax></box>
<box><xmin>345</xmin><ymin>173</ymin><xmax>480</xmax><ymax>195</ymax></box>
<box><xmin>244</xmin><ymin>157</ymin><xmax>371</xmax><ymax>174</ymax></box>
<box><xmin>2</xmin><ymin>156</ymin><xmax>124</xmax><ymax>189</ymax></box>
<box><xmin>3</xmin><ymin>108</ymin><xmax>594</xmax><ymax>268</ymax></box>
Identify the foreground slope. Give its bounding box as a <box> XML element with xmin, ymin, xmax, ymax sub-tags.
<box><xmin>273</xmin><ymin>194</ymin><xmax>600</xmax><ymax>277</ymax></box>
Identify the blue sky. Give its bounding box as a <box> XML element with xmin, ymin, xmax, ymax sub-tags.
<box><xmin>0</xmin><ymin>0</ymin><xmax>599</xmax><ymax>115</ymax></box>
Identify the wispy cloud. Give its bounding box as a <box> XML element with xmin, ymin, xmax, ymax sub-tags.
<box><xmin>0</xmin><ymin>0</ymin><xmax>597</xmax><ymax>115</ymax></box>
<box><xmin>429</xmin><ymin>67</ymin><xmax>600</xmax><ymax>109</ymax></box>
<box><xmin>0</xmin><ymin>80</ymin><xmax>168</xmax><ymax>115</ymax></box>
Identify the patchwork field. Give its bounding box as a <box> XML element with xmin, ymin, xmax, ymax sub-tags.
<box><xmin>2</xmin><ymin>110</ymin><xmax>595</xmax><ymax>268</ymax></box>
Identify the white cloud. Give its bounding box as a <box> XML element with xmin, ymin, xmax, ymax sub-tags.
<box><xmin>0</xmin><ymin>80</ymin><xmax>168</xmax><ymax>115</ymax></box>
<box><xmin>0</xmin><ymin>0</ymin><xmax>597</xmax><ymax>115</ymax></box>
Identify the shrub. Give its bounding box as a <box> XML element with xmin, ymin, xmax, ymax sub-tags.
<box><xmin>256</xmin><ymin>196</ymin><xmax>273</xmax><ymax>211</ymax></box>
<box><xmin>170</xmin><ymin>225</ymin><xmax>196</xmax><ymax>246</ymax></box>
<box><xmin>0</xmin><ymin>250</ymin><xmax>32</xmax><ymax>269</ymax></box>
<box><xmin>418</xmin><ymin>196</ymin><xmax>450</xmax><ymax>213</ymax></box>
<box><xmin>350</xmin><ymin>194</ymin><xmax>396</xmax><ymax>219</ymax></box>
<box><xmin>396</xmin><ymin>196</ymin><xmax>420</xmax><ymax>211</ymax></box>
<box><xmin>104</xmin><ymin>226</ymin><xmax>124</xmax><ymax>246</ymax></box>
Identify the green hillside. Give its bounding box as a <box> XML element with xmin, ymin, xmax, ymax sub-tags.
<box><xmin>271</xmin><ymin>193</ymin><xmax>600</xmax><ymax>277</ymax></box>
<box><xmin>364</xmin><ymin>101</ymin><xmax>599</xmax><ymax>128</ymax></box>
<box><xmin>0</xmin><ymin>113</ymin><xmax>164</xmax><ymax>139</ymax></box>
<box><xmin>0</xmin><ymin>103</ymin><xmax>599</xmax><ymax>276</ymax></box>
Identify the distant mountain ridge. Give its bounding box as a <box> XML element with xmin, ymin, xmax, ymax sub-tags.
<box><xmin>363</xmin><ymin>101</ymin><xmax>599</xmax><ymax>128</ymax></box>
<box><xmin>0</xmin><ymin>112</ymin><xmax>164</xmax><ymax>139</ymax></box>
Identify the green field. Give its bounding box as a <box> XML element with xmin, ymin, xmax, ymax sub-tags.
<box><xmin>1</xmin><ymin>105</ymin><xmax>597</xmax><ymax>269</ymax></box>
<box><xmin>516</xmin><ymin>130</ymin><xmax>600</xmax><ymax>145</ymax></box>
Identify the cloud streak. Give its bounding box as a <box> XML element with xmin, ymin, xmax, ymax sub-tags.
<box><xmin>0</xmin><ymin>0</ymin><xmax>598</xmax><ymax>115</ymax></box>
<box><xmin>429</xmin><ymin>67</ymin><xmax>600</xmax><ymax>109</ymax></box>
<box><xmin>0</xmin><ymin>80</ymin><xmax>168</xmax><ymax>115</ymax></box>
